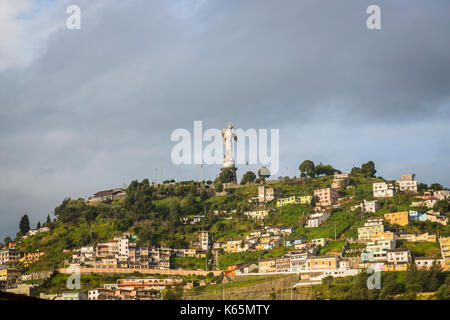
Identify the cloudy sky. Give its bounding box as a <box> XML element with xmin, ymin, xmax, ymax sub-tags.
<box><xmin>1</xmin><ymin>0</ymin><xmax>449</xmax><ymax>240</ymax></box>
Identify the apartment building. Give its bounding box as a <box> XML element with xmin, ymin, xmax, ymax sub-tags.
<box><xmin>88</xmin><ymin>289</ymin><xmax>118</xmax><ymax>300</ymax></box>
<box><xmin>19</xmin><ymin>252</ymin><xmax>46</xmax><ymax>267</ymax></box>
<box><xmin>306</xmin><ymin>256</ymin><xmax>340</xmax><ymax>271</ymax></box>
<box><xmin>434</xmin><ymin>190</ymin><xmax>450</xmax><ymax>200</ymax></box>
<box><xmin>258</xmin><ymin>186</ymin><xmax>275</xmax><ymax>204</ymax></box>
<box><xmin>285</xmin><ymin>236</ymin><xmax>307</xmax><ymax>247</ymax></box>
<box><xmin>199</xmin><ymin>231</ymin><xmax>210</xmax><ymax>250</ymax></box>
<box><xmin>289</xmin><ymin>250</ymin><xmax>310</xmax><ymax>272</ymax></box>
<box><xmin>397</xmin><ymin>232</ymin><xmax>436</xmax><ymax>243</ymax></box>
<box><xmin>397</xmin><ymin>180</ymin><xmax>418</xmax><ymax>193</ymax></box>
<box><xmin>116</xmin><ymin>277</ymin><xmax>182</xmax><ymax>289</ymax></box>
<box><xmin>439</xmin><ymin>237</ymin><xmax>450</xmax><ymax>271</ymax></box>
<box><xmin>386</xmin><ymin>248</ymin><xmax>411</xmax><ymax>265</ymax></box>
<box><xmin>276</xmin><ymin>195</ymin><xmax>312</xmax><ymax>207</ymax></box>
<box><xmin>62</xmin><ymin>291</ymin><xmax>88</xmax><ymax>300</ymax></box>
<box><xmin>222</xmin><ymin>241</ymin><xmax>245</xmax><ymax>254</ymax></box>
<box><xmin>148</xmin><ymin>247</ymin><xmax>171</xmax><ymax>269</ymax></box>
<box><xmin>361</xmin><ymin>239</ymin><xmax>395</xmax><ymax>263</ymax></box>
<box><xmin>360</xmin><ymin>200</ymin><xmax>381</xmax><ymax>213</ymax></box>
<box><xmin>275</xmin><ymin>255</ymin><xmax>291</xmax><ymax>272</ymax></box>
<box><xmin>370</xmin><ymin>231</ymin><xmax>396</xmax><ymax>242</ymax></box>
<box><xmin>244</xmin><ymin>209</ymin><xmax>274</xmax><ymax>220</ymax></box>
<box><xmin>373</xmin><ymin>182</ymin><xmax>396</xmax><ymax>197</ymax></box>
<box><xmin>173</xmin><ymin>248</ymin><xmax>206</xmax><ymax>258</ymax></box>
<box><xmin>384</xmin><ymin>211</ymin><xmax>409</xmax><ymax>226</ymax></box>
<box><xmin>89</xmin><ymin>188</ymin><xmax>126</xmax><ymax>203</ymax></box>
<box><xmin>425</xmin><ymin>211</ymin><xmax>448</xmax><ymax>226</ymax></box>
<box><xmin>276</xmin><ymin>196</ymin><xmax>297</xmax><ymax>207</ymax></box>
<box><xmin>258</xmin><ymin>258</ymin><xmax>276</xmax><ymax>273</ymax></box>
<box><xmin>312</xmin><ymin>238</ymin><xmax>327</xmax><ymax>247</ymax></box>
<box><xmin>415</xmin><ymin>257</ymin><xmax>444</xmax><ymax>270</ymax></box>
<box><xmin>280</xmin><ymin>226</ymin><xmax>297</xmax><ymax>235</ymax></box>
<box><xmin>0</xmin><ymin>249</ymin><xmax>20</xmax><ymax>265</ymax></box>
<box><xmin>331</xmin><ymin>173</ymin><xmax>350</xmax><ymax>189</ymax></box>
<box><xmin>314</xmin><ymin>188</ymin><xmax>339</xmax><ymax>206</ymax></box>
<box><xmin>298</xmin><ymin>196</ymin><xmax>313</xmax><ymax>204</ymax></box>
<box><xmin>0</xmin><ymin>266</ymin><xmax>20</xmax><ymax>281</ymax></box>
<box><xmin>358</xmin><ymin>224</ymin><xmax>384</xmax><ymax>241</ymax></box>
<box><xmin>306</xmin><ymin>212</ymin><xmax>331</xmax><ymax>228</ymax></box>
<box><xmin>256</xmin><ymin>236</ymin><xmax>281</xmax><ymax>251</ymax></box>
<box><xmin>409</xmin><ymin>210</ymin><xmax>425</xmax><ymax>221</ymax></box>
<box><xmin>72</xmin><ymin>245</ymin><xmax>95</xmax><ymax>263</ymax></box>
<box><xmin>26</xmin><ymin>227</ymin><xmax>50</xmax><ymax>237</ymax></box>
<box><xmin>96</xmin><ymin>240</ymin><xmax>119</xmax><ymax>258</ymax></box>
<box><xmin>396</xmin><ymin>174</ymin><xmax>418</xmax><ymax>193</ymax></box>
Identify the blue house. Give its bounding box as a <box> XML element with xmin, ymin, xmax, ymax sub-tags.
<box><xmin>285</xmin><ymin>236</ymin><xmax>307</xmax><ymax>246</ymax></box>
<box><xmin>409</xmin><ymin>210</ymin><xmax>425</xmax><ymax>221</ymax></box>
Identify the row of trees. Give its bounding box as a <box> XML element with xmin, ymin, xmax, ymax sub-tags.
<box><xmin>18</xmin><ymin>214</ymin><xmax>52</xmax><ymax>236</ymax></box>
<box><xmin>298</xmin><ymin>160</ymin><xmax>341</xmax><ymax>178</ymax></box>
<box><xmin>298</xmin><ymin>160</ymin><xmax>377</xmax><ymax>179</ymax></box>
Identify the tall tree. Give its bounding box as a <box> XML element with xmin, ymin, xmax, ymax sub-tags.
<box><xmin>19</xmin><ymin>214</ymin><xmax>30</xmax><ymax>234</ymax></box>
<box><xmin>84</xmin><ymin>206</ymin><xmax>99</xmax><ymax>241</ymax></box>
<box><xmin>299</xmin><ymin>160</ymin><xmax>315</xmax><ymax>178</ymax></box>
<box><xmin>36</xmin><ymin>221</ymin><xmax>41</xmax><ymax>229</ymax></box>
<box><xmin>361</xmin><ymin>161</ymin><xmax>376</xmax><ymax>177</ymax></box>
<box><xmin>430</xmin><ymin>183</ymin><xmax>443</xmax><ymax>191</ymax></box>
<box><xmin>240</xmin><ymin>171</ymin><xmax>256</xmax><ymax>185</ymax></box>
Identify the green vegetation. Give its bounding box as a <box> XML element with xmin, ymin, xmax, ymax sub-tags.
<box><xmin>313</xmin><ymin>266</ymin><xmax>449</xmax><ymax>300</ymax></box>
<box><xmin>186</xmin><ymin>274</ymin><xmax>290</xmax><ymax>297</ymax></box>
<box><xmin>171</xmin><ymin>257</ymin><xmax>207</xmax><ymax>270</ymax></box>
<box><xmin>8</xmin><ymin>159</ymin><xmax>449</xmax><ymax>303</ymax></box>
<box><xmin>397</xmin><ymin>241</ymin><xmax>441</xmax><ymax>257</ymax></box>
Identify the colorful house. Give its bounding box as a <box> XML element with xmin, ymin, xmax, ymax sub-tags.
<box><xmin>285</xmin><ymin>236</ymin><xmax>307</xmax><ymax>247</ymax></box>
<box><xmin>384</xmin><ymin>211</ymin><xmax>409</xmax><ymax>226</ymax></box>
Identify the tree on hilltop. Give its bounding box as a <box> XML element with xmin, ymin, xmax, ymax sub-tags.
<box><xmin>19</xmin><ymin>214</ymin><xmax>30</xmax><ymax>234</ymax></box>
<box><xmin>299</xmin><ymin>160</ymin><xmax>315</xmax><ymax>178</ymax></box>
<box><xmin>241</xmin><ymin>171</ymin><xmax>256</xmax><ymax>185</ymax></box>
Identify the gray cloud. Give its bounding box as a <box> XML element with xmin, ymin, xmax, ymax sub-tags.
<box><xmin>0</xmin><ymin>0</ymin><xmax>449</xmax><ymax>239</ymax></box>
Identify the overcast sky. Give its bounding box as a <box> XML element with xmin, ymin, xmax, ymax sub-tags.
<box><xmin>1</xmin><ymin>0</ymin><xmax>449</xmax><ymax>241</ymax></box>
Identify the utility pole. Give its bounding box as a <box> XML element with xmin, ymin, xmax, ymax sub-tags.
<box><xmin>334</xmin><ymin>223</ymin><xmax>337</xmax><ymax>241</ymax></box>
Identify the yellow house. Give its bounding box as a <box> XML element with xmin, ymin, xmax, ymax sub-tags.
<box><xmin>222</xmin><ymin>241</ymin><xmax>242</xmax><ymax>254</ymax></box>
<box><xmin>298</xmin><ymin>196</ymin><xmax>313</xmax><ymax>204</ymax></box>
<box><xmin>371</xmin><ymin>231</ymin><xmax>395</xmax><ymax>242</ymax></box>
<box><xmin>0</xmin><ymin>268</ymin><xmax>21</xmax><ymax>282</ymax></box>
<box><xmin>306</xmin><ymin>256</ymin><xmax>339</xmax><ymax>271</ymax></box>
<box><xmin>19</xmin><ymin>251</ymin><xmax>46</xmax><ymax>267</ymax></box>
<box><xmin>276</xmin><ymin>196</ymin><xmax>297</xmax><ymax>207</ymax></box>
<box><xmin>384</xmin><ymin>211</ymin><xmax>409</xmax><ymax>226</ymax></box>
<box><xmin>276</xmin><ymin>195</ymin><xmax>313</xmax><ymax>207</ymax></box>
<box><xmin>255</xmin><ymin>236</ymin><xmax>271</xmax><ymax>251</ymax></box>
<box><xmin>384</xmin><ymin>263</ymin><xmax>409</xmax><ymax>272</ymax></box>
<box><xmin>258</xmin><ymin>258</ymin><xmax>276</xmax><ymax>273</ymax></box>
<box><xmin>439</xmin><ymin>237</ymin><xmax>450</xmax><ymax>271</ymax></box>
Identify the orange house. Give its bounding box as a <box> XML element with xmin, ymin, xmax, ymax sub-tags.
<box><xmin>384</xmin><ymin>211</ymin><xmax>409</xmax><ymax>226</ymax></box>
